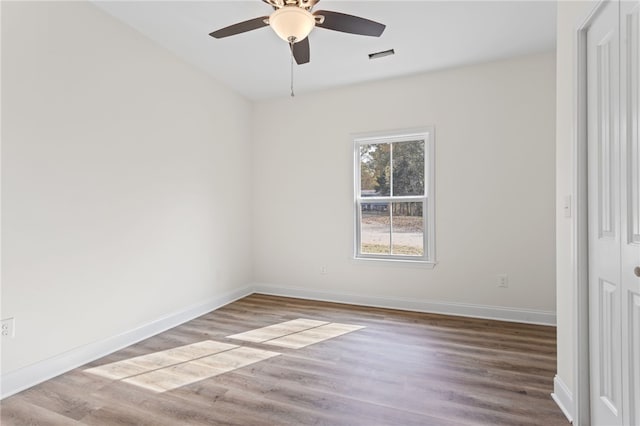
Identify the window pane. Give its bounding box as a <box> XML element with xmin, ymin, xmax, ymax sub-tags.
<box><xmin>360</xmin><ymin>202</ymin><xmax>390</xmax><ymax>254</ymax></box>
<box><xmin>391</xmin><ymin>202</ymin><xmax>424</xmax><ymax>256</ymax></box>
<box><xmin>360</xmin><ymin>143</ymin><xmax>390</xmax><ymax>196</ymax></box>
<box><xmin>392</xmin><ymin>140</ymin><xmax>425</xmax><ymax>196</ymax></box>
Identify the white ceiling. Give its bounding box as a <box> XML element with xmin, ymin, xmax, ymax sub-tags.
<box><xmin>93</xmin><ymin>1</ymin><xmax>557</xmax><ymax>100</ymax></box>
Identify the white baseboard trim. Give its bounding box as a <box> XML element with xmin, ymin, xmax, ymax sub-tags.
<box><xmin>551</xmin><ymin>375</ymin><xmax>574</xmax><ymax>424</ymax></box>
<box><xmin>0</xmin><ymin>286</ymin><xmax>253</xmax><ymax>400</ymax></box>
<box><xmin>251</xmin><ymin>283</ymin><xmax>557</xmax><ymax>326</ymax></box>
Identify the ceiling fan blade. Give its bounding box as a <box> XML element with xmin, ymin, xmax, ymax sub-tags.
<box><xmin>291</xmin><ymin>37</ymin><xmax>310</xmax><ymax>65</ymax></box>
<box><xmin>262</xmin><ymin>0</ymin><xmax>278</xmax><ymax>10</ymax></box>
<box><xmin>313</xmin><ymin>10</ymin><xmax>385</xmax><ymax>37</ymax></box>
<box><xmin>209</xmin><ymin>16</ymin><xmax>269</xmax><ymax>39</ymax></box>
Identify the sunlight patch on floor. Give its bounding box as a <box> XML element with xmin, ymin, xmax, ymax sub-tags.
<box><xmin>265</xmin><ymin>323</ymin><xmax>365</xmax><ymax>349</ymax></box>
<box><xmin>227</xmin><ymin>318</ymin><xmax>365</xmax><ymax>349</ymax></box>
<box><xmin>83</xmin><ymin>318</ymin><xmax>364</xmax><ymax>393</ymax></box>
<box><xmin>122</xmin><ymin>346</ymin><xmax>280</xmax><ymax>392</ymax></box>
<box><xmin>226</xmin><ymin>318</ymin><xmax>329</xmax><ymax>342</ymax></box>
<box><xmin>84</xmin><ymin>340</ymin><xmax>238</xmax><ymax>380</ymax></box>
<box><xmin>84</xmin><ymin>340</ymin><xmax>280</xmax><ymax>392</ymax></box>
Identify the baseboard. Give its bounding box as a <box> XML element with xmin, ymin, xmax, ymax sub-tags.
<box><xmin>551</xmin><ymin>375</ymin><xmax>574</xmax><ymax>424</ymax></box>
<box><xmin>251</xmin><ymin>283</ymin><xmax>557</xmax><ymax>326</ymax></box>
<box><xmin>0</xmin><ymin>286</ymin><xmax>253</xmax><ymax>399</ymax></box>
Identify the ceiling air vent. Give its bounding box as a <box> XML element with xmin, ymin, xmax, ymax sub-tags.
<box><xmin>368</xmin><ymin>49</ymin><xmax>395</xmax><ymax>60</ymax></box>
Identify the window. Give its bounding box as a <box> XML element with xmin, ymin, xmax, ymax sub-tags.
<box><xmin>354</xmin><ymin>128</ymin><xmax>435</xmax><ymax>263</ymax></box>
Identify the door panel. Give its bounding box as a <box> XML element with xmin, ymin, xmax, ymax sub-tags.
<box><xmin>625</xmin><ymin>3</ymin><xmax>640</xmax><ymax>246</ymax></box>
<box><xmin>599</xmin><ymin>278</ymin><xmax>621</xmax><ymax>413</ymax></box>
<box><xmin>598</xmin><ymin>31</ymin><xmax>617</xmax><ymax>239</ymax></box>
<box><xmin>588</xmin><ymin>2</ymin><xmax>623</xmax><ymax>425</ymax></box>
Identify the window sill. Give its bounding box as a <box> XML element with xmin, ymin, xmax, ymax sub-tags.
<box><xmin>352</xmin><ymin>256</ymin><xmax>437</xmax><ymax>269</ymax></box>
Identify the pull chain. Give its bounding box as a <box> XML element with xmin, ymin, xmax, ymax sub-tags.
<box><xmin>289</xmin><ymin>37</ymin><xmax>295</xmax><ymax>98</ymax></box>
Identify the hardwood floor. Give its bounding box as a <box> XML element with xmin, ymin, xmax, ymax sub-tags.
<box><xmin>1</xmin><ymin>294</ymin><xmax>569</xmax><ymax>425</ymax></box>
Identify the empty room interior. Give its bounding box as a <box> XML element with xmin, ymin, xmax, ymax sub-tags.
<box><xmin>1</xmin><ymin>0</ymin><xmax>639</xmax><ymax>425</ymax></box>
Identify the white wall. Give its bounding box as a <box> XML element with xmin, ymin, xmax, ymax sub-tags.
<box><xmin>252</xmin><ymin>52</ymin><xmax>557</xmax><ymax>316</ymax></box>
<box><xmin>1</xmin><ymin>1</ymin><xmax>252</xmax><ymax>375</ymax></box>
<box><xmin>554</xmin><ymin>0</ymin><xmax>598</xmax><ymax>419</ymax></box>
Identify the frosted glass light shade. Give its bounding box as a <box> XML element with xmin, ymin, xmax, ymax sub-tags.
<box><xmin>269</xmin><ymin>7</ymin><xmax>315</xmax><ymax>42</ymax></box>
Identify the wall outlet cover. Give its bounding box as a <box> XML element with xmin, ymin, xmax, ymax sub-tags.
<box><xmin>498</xmin><ymin>274</ymin><xmax>509</xmax><ymax>288</ymax></box>
<box><xmin>1</xmin><ymin>317</ymin><xmax>16</xmax><ymax>338</ymax></box>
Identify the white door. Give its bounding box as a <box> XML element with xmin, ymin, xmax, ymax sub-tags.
<box><xmin>620</xmin><ymin>2</ymin><xmax>640</xmax><ymax>425</ymax></box>
<box><xmin>588</xmin><ymin>1</ymin><xmax>622</xmax><ymax>424</ymax></box>
<box><xmin>588</xmin><ymin>1</ymin><xmax>640</xmax><ymax>425</ymax></box>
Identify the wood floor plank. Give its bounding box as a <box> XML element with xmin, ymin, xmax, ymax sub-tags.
<box><xmin>0</xmin><ymin>398</ymin><xmax>81</xmax><ymax>425</ymax></box>
<box><xmin>1</xmin><ymin>294</ymin><xmax>569</xmax><ymax>425</ymax></box>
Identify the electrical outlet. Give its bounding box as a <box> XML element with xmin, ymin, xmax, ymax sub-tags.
<box><xmin>498</xmin><ymin>274</ymin><xmax>509</xmax><ymax>288</ymax></box>
<box><xmin>1</xmin><ymin>318</ymin><xmax>15</xmax><ymax>338</ymax></box>
<box><xmin>320</xmin><ymin>266</ymin><xmax>328</xmax><ymax>275</ymax></box>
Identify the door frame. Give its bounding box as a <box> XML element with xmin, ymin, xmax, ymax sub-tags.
<box><xmin>573</xmin><ymin>1</ymin><xmax>607</xmax><ymax>425</ymax></box>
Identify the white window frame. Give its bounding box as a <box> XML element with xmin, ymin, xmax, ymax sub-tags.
<box><xmin>353</xmin><ymin>127</ymin><xmax>436</xmax><ymax>265</ymax></box>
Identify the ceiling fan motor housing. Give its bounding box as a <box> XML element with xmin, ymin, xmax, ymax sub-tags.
<box><xmin>265</xmin><ymin>0</ymin><xmax>318</xmax><ymax>11</ymax></box>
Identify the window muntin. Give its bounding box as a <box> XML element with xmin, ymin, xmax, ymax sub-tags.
<box><xmin>354</xmin><ymin>129</ymin><xmax>434</xmax><ymax>263</ymax></box>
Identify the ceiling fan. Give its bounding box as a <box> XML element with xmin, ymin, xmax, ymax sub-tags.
<box><xmin>209</xmin><ymin>0</ymin><xmax>386</xmax><ymax>66</ymax></box>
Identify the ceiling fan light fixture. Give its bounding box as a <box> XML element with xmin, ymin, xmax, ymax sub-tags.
<box><xmin>269</xmin><ymin>6</ymin><xmax>315</xmax><ymax>43</ymax></box>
